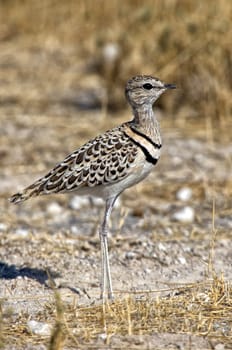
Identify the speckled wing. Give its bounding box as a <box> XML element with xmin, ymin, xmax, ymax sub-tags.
<box><xmin>10</xmin><ymin>125</ymin><xmax>139</xmax><ymax>203</ymax></box>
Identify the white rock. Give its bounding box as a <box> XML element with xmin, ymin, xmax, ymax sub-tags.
<box><xmin>90</xmin><ymin>197</ymin><xmax>104</xmax><ymax>207</ymax></box>
<box><xmin>47</xmin><ymin>202</ymin><xmax>62</xmax><ymax>215</ymax></box>
<box><xmin>176</xmin><ymin>187</ymin><xmax>192</xmax><ymax>201</ymax></box>
<box><xmin>102</xmin><ymin>43</ymin><xmax>120</xmax><ymax>63</ymax></box>
<box><xmin>70</xmin><ymin>195</ymin><xmax>121</xmax><ymax>210</ymax></box>
<box><xmin>196</xmin><ymin>293</ymin><xmax>210</xmax><ymax>303</ymax></box>
<box><xmin>214</xmin><ymin>344</ymin><xmax>225</xmax><ymax>350</ymax></box>
<box><xmin>125</xmin><ymin>251</ymin><xmax>137</xmax><ymax>259</ymax></box>
<box><xmin>27</xmin><ymin>320</ymin><xmax>51</xmax><ymax>336</ymax></box>
<box><xmin>69</xmin><ymin>196</ymin><xmax>89</xmax><ymax>210</ymax></box>
<box><xmin>178</xmin><ymin>256</ymin><xmax>187</xmax><ymax>265</ymax></box>
<box><xmin>172</xmin><ymin>156</ymin><xmax>182</xmax><ymax>166</ymax></box>
<box><xmin>158</xmin><ymin>242</ymin><xmax>166</xmax><ymax>251</ymax></box>
<box><xmin>164</xmin><ymin>227</ymin><xmax>173</xmax><ymax>236</ymax></box>
<box><xmin>70</xmin><ymin>226</ymin><xmax>79</xmax><ymax>235</ymax></box>
<box><xmin>98</xmin><ymin>333</ymin><xmax>107</xmax><ymax>341</ymax></box>
<box><xmin>0</xmin><ymin>223</ymin><xmax>7</xmax><ymax>232</ymax></box>
<box><xmin>15</xmin><ymin>228</ymin><xmax>29</xmax><ymax>238</ymax></box>
<box><xmin>172</xmin><ymin>206</ymin><xmax>195</xmax><ymax>223</ymax></box>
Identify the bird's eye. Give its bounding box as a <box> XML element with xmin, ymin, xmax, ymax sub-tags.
<box><xmin>143</xmin><ymin>83</ymin><xmax>153</xmax><ymax>90</ymax></box>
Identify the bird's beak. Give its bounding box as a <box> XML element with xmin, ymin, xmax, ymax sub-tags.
<box><xmin>164</xmin><ymin>83</ymin><xmax>176</xmax><ymax>89</ymax></box>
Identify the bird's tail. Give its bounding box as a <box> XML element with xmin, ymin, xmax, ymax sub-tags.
<box><xmin>9</xmin><ymin>158</ymin><xmax>74</xmax><ymax>204</ymax></box>
<box><xmin>9</xmin><ymin>187</ymin><xmax>36</xmax><ymax>204</ymax></box>
<box><xmin>9</xmin><ymin>177</ymin><xmax>45</xmax><ymax>204</ymax></box>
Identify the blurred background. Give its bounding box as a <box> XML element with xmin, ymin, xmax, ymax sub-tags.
<box><xmin>0</xmin><ymin>0</ymin><xmax>231</xmax><ymax>125</ymax></box>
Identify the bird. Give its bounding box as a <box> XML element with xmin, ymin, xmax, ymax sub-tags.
<box><xmin>10</xmin><ymin>75</ymin><xmax>176</xmax><ymax>300</ymax></box>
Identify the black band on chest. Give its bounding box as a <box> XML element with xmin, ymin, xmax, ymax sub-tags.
<box><xmin>124</xmin><ymin>132</ymin><xmax>158</xmax><ymax>165</ymax></box>
<box><xmin>129</xmin><ymin>125</ymin><xmax>162</xmax><ymax>149</ymax></box>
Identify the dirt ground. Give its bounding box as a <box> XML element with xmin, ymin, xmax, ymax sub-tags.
<box><xmin>0</xmin><ymin>42</ymin><xmax>231</xmax><ymax>349</ymax></box>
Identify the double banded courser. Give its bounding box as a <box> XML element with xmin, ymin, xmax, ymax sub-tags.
<box><xmin>10</xmin><ymin>75</ymin><xmax>176</xmax><ymax>299</ymax></box>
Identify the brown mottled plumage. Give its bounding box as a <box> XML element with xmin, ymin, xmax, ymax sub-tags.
<box><xmin>10</xmin><ymin>125</ymin><xmax>139</xmax><ymax>201</ymax></box>
<box><xmin>10</xmin><ymin>75</ymin><xmax>176</xmax><ymax>299</ymax></box>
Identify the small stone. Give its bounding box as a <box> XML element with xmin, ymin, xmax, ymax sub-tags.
<box><xmin>90</xmin><ymin>197</ymin><xmax>104</xmax><ymax>207</ymax></box>
<box><xmin>215</xmin><ymin>344</ymin><xmax>225</xmax><ymax>350</ymax></box>
<box><xmin>178</xmin><ymin>256</ymin><xmax>186</xmax><ymax>265</ymax></box>
<box><xmin>172</xmin><ymin>156</ymin><xmax>182</xmax><ymax>166</ymax></box>
<box><xmin>102</xmin><ymin>43</ymin><xmax>120</xmax><ymax>63</ymax></box>
<box><xmin>152</xmin><ymin>252</ymin><xmax>158</xmax><ymax>259</ymax></box>
<box><xmin>0</xmin><ymin>223</ymin><xmax>7</xmax><ymax>232</ymax></box>
<box><xmin>176</xmin><ymin>187</ymin><xmax>192</xmax><ymax>201</ymax></box>
<box><xmin>164</xmin><ymin>227</ymin><xmax>173</xmax><ymax>236</ymax></box>
<box><xmin>47</xmin><ymin>202</ymin><xmax>62</xmax><ymax>215</ymax></box>
<box><xmin>70</xmin><ymin>226</ymin><xmax>79</xmax><ymax>235</ymax></box>
<box><xmin>196</xmin><ymin>293</ymin><xmax>210</xmax><ymax>302</ymax></box>
<box><xmin>98</xmin><ymin>333</ymin><xmax>107</xmax><ymax>341</ymax></box>
<box><xmin>158</xmin><ymin>242</ymin><xmax>166</xmax><ymax>251</ymax></box>
<box><xmin>27</xmin><ymin>320</ymin><xmax>51</xmax><ymax>336</ymax></box>
<box><xmin>172</xmin><ymin>206</ymin><xmax>195</xmax><ymax>223</ymax></box>
<box><xmin>15</xmin><ymin>228</ymin><xmax>29</xmax><ymax>238</ymax></box>
<box><xmin>125</xmin><ymin>251</ymin><xmax>137</xmax><ymax>259</ymax></box>
<box><xmin>69</xmin><ymin>196</ymin><xmax>89</xmax><ymax>210</ymax></box>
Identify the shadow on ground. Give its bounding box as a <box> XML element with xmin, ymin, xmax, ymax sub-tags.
<box><xmin>0</xmin><ymin>261</ymin><xmax>60</xmax><ymax>285</ymax></box>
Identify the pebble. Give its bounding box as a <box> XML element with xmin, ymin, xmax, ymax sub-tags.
<box><xmin>102</xmin><ymin>43</ymin><xmax>120</xmax><ymax>63</ymax></box>
<box><xmin>172</xmin><ymin>206</ymin><xmax>195</xmax><ymax>223</ymax></box>
<box><xmin>178</xmin><ymin>256</ymin><xmax>187</xmax><ymax>265</ymax></box>
<box><xmin>214</xmin><ymin>344</ymin><xmax>225</xmax><ymax>350</ymax></box>
<box><xmin>70</xmin><ymin>225</ymin><xmax>79</xmax><ymax>235</ymax></box>
<box><xmin>158</xmin><ymin>242</ymin><xmax>166</xmax><ymax>252</ymax></box>
<box><xmin>98</xmin><ymin>333</ymin><xmax>107</xmax><ymax>341</ymax></box>
<box><xmin>70</xmin><ymin>195</ymin><xmax>121</xmax><ymax>210</ymax></box>
<box><xmin>69</xmin><ymin>196</ymin><xmax>89</xmax><ymax>210</ymax></box>
<box><xmin>196</xmin><ymin>293</ymin><xmax>210</xmax><ymax>302</ymax></box>
<box><xmin>164</xmin><ymin>227</ymin><xmax>173</xmax><ymax>236</ymax></box>
<box><xmin>125</xmin><ymin>251</ymin><xmax>137</xmax><ymax>259</ymax></box>
<box><xmin>0</xmin><ymin>222</ymin><xmax>7</xmax><ymax>232</ymax></box>
<box><xmin>90</xmin><ymin>197</ymin><xmax>104</xmax><ymax>207</ymax></box>
<box><xmin>176</xmin><ymin>187</ymin><xmax>192</xmax><ymax>201</ymax></box>
<box><xmin>172</xmin><ymin>156</ymin><xmax>182</xmax><ymax>166</ymax></box>
<box><xmin>47</xmin><ymin>202</ymin><xmax>63</xmax><ymax>215</ymax></box>
<box><xmin>15</xmin><ymin>228</ymin><xmax>29</xmax><ymax>238</ymax></box>
<box><xmin>27</xmin><ymin>320</ymin><xmax>51</xmax><ymax>336</ymax></box>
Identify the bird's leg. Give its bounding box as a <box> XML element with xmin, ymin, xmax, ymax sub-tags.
<box><xmin>99</xmin><ymin>196</ymin><xmax>118</xmax><ymax>300</ymax></box>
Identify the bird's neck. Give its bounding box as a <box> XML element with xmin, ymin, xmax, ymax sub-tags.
<box><xmin>131</xmin><ymin>104</ymin><xmax>162</xmax><ymax>145</ymax></box>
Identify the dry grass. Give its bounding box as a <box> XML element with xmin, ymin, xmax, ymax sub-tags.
<box><xmin>2</xmin><ymin>275</ymin><xmax>232</xmax><ymax>348</ymax></box>
<box><xmin>1</xmin><ymin>197</ymin><xmax>232</xmax><ymax>349</ymax></box>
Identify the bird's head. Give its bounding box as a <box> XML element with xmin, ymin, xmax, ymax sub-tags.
<box><xmin>125</xmin><ymin>75</ymin><xmax>176</xmax><ymax>108</ymax></box>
